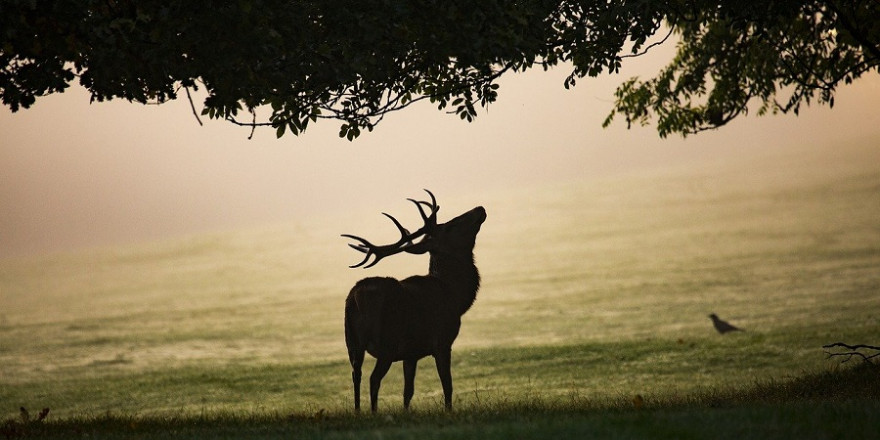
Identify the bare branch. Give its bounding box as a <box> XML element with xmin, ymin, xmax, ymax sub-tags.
<box><xmin>620</xmin><ymin>25</ymin><xmax>676</xmax><ymax>60</ymax></box>
<box><xmin>184</xmin><ymin>87</ymin><xmax>203</xmax><ymax>126</ymax></box>
<box><xmin>823</xmin><ymin>342</ymin><xmax>880</xmax><ymax>363</ymax></box>
<box><xmin>224</xmin><ymin>116</ymin><xmax>274</xmax><ymax>128</ymax></box>
<box><xmin>248</xmin><ymin>108</ymin><xmax>257</xmax><ymax>140</ymax></box>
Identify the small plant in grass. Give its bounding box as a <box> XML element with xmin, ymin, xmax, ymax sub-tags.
<box><xmin>2</xmin><ymin>407</ymin><xmax>49</xmax><ymax>439</ymax></box>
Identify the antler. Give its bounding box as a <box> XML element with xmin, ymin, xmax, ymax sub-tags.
<box><xmin>342</xmin><ymin>189</ymin><xmax>440</xmax><ymax>268</ymax></box>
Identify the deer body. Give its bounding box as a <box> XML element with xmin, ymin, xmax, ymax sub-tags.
<box><xmin>343</xmin><ymin>192</ymin><xmax>485</xmax><ymax>412</ymax></box>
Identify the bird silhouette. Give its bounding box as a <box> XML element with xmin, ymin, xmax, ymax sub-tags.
<box><xmin>709</xmin><ymin>313</ymin><xmax>744</xmax><ymax>334</ymax></box>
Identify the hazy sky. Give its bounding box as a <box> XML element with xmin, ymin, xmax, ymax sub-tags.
<box><xmin>2</xmin><ymin>48</ymin><xmax>879</xmax><ymax>257</ymax></box>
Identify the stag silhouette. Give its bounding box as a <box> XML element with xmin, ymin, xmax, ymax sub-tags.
<box><xmin>342</xmin><ymin>190</ymin><xmax>486</xmax><ymax>412</ymax></box>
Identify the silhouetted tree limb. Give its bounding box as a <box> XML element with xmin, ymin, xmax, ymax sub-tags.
<box><xmin>184</xmin><ymin>86</ymin><xmax>203</xmax><ymax>127</ymax></box>
<box><xmin>823</xmin><ymin>343</ymin><xmax>880</xmax><ymax>363</ymax></box>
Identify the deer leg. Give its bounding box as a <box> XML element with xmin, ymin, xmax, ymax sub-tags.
<box><xmin>434</xmin><ymin>349</ymin><xmax>453</xmax><ymax>411</ymax></box>
<box><xmin>349</xmin><ymin>349</ymin><xmax>364</xmax><ymax>411</ymax></box>
<box><xmin>352</xmin><ymin>369</ymin><xmax>362</xmax><ymax>411</ymax></box>
<box><xmin>369</xmin><ymin>358</ymin><xmax>393</xmax><ymax>413</ymax></box>
<box><xmin>403</xmin><ymin>359</ymin><xmax>418</xmax><ymax>410</ymax></box>
<box><xmin>344</xmin><ymin>296</ymin><xmax>366</xmax><ymax>412</ymax></box>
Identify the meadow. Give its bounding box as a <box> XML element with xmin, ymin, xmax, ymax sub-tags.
<box><xmin>1</xmin><ymin>138</ymin><xmax>879</xmax><ymax>438</ymax></box>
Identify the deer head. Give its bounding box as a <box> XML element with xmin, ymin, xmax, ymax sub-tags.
<box><xmin>342</xmin><ymin>189</ymin><xmax>485</xmax><ymax>268</ymax></box>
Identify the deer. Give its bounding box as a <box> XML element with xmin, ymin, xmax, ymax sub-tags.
<box><xmin>342</xmin><ymin>190</ymin><xmax>486</xmax><ymax>412</ymax></box>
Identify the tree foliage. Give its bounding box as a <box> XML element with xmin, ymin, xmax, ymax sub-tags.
<box><xmin>1</xmin><ymin>0</ymin><xmax>878</xmax><ymax>139</ymax></box>
<box><xmin>603</xmin><ymin>0</ymin><xmax>880</xmax><ymax>137</ymax></box>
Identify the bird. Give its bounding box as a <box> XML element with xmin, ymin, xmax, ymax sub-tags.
<box><xmin>709</xmin><ymin>313</ymin><xmax>744</xmax><ymax>334</ymax></box>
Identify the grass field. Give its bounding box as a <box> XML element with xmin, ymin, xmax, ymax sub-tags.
<box><xmin>2</xmin><ymin>138</ymin><xmax>879</xmax><ymax>438</ymax></box>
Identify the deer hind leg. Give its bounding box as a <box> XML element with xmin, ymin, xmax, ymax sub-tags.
<box><xmin>369</xmin><ymin>358</ymin><xmax>393</xmax><ymax>413</ymax></box>
<box><xmin>434</xmin><ymin>349</ymin><xmax>453</xmax><ymax>410</ymax></box>
<box><xmin>348</xmin><ymin>348</ymin><xmax>365</xmax><ymax>411</ymax></box>
<box><xmin>403</xmin><ymin>359</ymin><xmax>418</xmax><ymax>410</ymax></box>
<box><xmin>345</xmin><ymin>299</ymin><xmax>366</xmax><ymax>412</ymax></box>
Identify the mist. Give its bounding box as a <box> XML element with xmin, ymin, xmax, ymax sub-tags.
<box><xmin>2</xmin><ymin>55</ymin><xmax>879</xmax><ymax>257</ymax></box>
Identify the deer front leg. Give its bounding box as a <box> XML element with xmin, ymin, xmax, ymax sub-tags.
<box><xmin>434</xmin><ymin>349</ymin><xmax>453</xmax><ymax>411</ymax></box>
<box><xmin>403</xmin><ymin>359</ymin><xmax>418</xmax><ymax>410</ymax></box>
<box><xmin>369</xmin><ymin>358</ymin><xmax>393</xmax><ymax>413</ymax></box>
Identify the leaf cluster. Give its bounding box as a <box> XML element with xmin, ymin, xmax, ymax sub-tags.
<box><xmin>603</xmin><ymin>0</ymin><xmax>880</xmax><ymax>137</ymax></box>
<box><xmin>1</xmin><ymin>1</ymin><xmax>877</xmax><ymax>139</ymax></box>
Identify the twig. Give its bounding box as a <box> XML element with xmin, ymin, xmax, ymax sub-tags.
<box><xmin>185</xmin><ymin>86</ymin><xmax>203</xmax><ymax>126</ymax></box>
<box><xmin>620</xmin><ymin>24</ymin><xmax>676</xmax><ymax>59</ymax></box>
<box><xmin>823</xmin><ymin>342</ymin><xmax>880</xmax><ymax>363</ymax></box>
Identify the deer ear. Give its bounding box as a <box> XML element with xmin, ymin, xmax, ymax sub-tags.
<box><xmin>403</xmin><ymin>239</ymin><xmax>432</xmax><ymax>255</ymax></box>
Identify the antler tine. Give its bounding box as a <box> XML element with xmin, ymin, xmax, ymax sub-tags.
<box><xmin>340</xmin><ymin>234</ymin><xmax>376</xmax><ymax>268</ymax></box>
<box><xmin>407</xmin><ymin>198</ymin><xmax>428</xmax><ymax>222</ymax></box>
<box><xmin>423</xmin><ymin>188</ymin><xmax>439</xmax><ymax>220</ymax></box>
<box><xmin>382</xmin><ymin>212</ymin><xmax>414</xmax><ymax>245</ymax></box>
<box><xmin>423</xmin><ymin>189</ymin><xmax>437</xmax><ymax>210</ymax></box>
<box><xmin>407</xmin><ymin>189</ymin><xmax>440</xmax><ymax>223</ymax></box>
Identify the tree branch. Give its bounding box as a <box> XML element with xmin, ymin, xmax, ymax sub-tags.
<box><xmin>184</xmin><ymin>87</ymin><xmax>203</xmax><ymax>127</ymax></box>
<box><xmin>620</xmin><ymin>25</ymin><xmax>676</xmax><ymax>60</ymax></box>
<box><xmin>823</xmin><ymin>342</ymin><xmax>880</xmax><ymax>363</ymax></box>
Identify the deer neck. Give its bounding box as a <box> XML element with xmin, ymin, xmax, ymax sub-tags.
<box><xmin>428</xmin><ymin>251</ymin><xmax>480</xmax><ymax>315</ymax></box>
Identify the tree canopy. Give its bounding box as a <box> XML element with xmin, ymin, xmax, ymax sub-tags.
<box><xmin>2</xmin><ymin>0</ymin><xmax>878</xmax><ymax>139</ymax></box>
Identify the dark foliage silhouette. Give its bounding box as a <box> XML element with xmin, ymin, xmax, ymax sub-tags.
<box><xmin>3</xmin><ymin>2</ymin><xmax>877</xmax><ymax>138</ymax></box>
